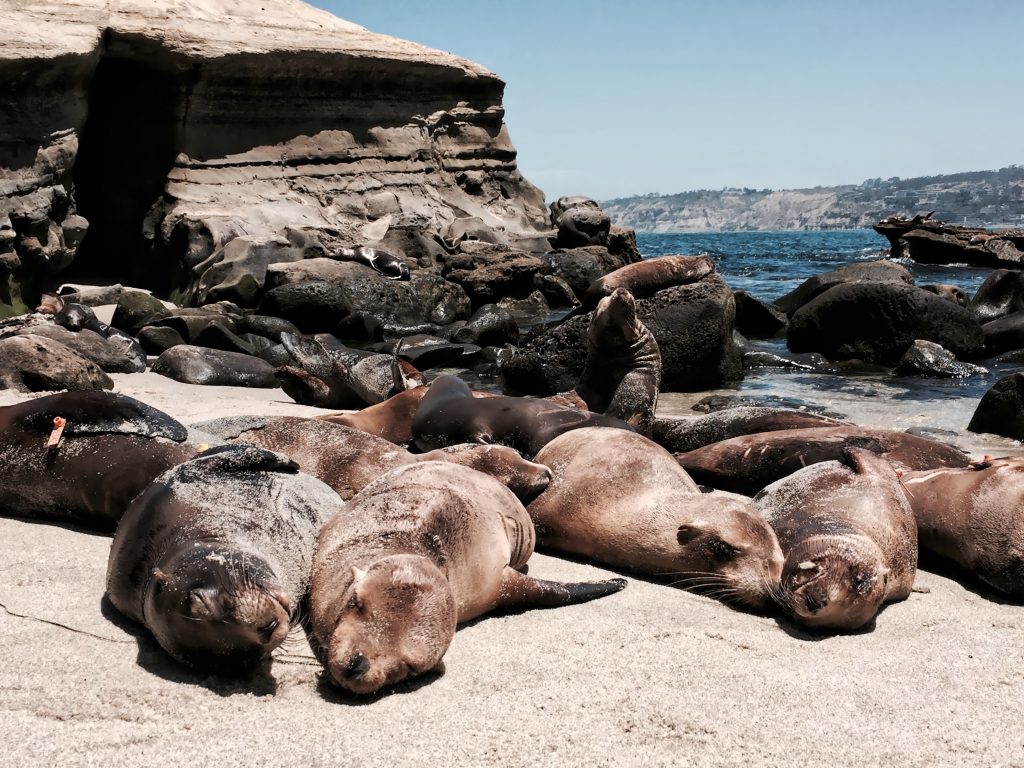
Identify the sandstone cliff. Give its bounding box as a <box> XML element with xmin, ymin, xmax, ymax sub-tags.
<box><xmin>0</xmin><ymin>0</ymin><xmax>549</xmax><ymax>313</ymax></box>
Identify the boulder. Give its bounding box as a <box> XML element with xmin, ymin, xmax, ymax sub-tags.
<box><xmin>16</xmin><ymin>324</ymin><xmax>146</xmax><ymax>373</ymax></box>
<box><xmin>894</xmin><ymin>340</ymin><xmax>988</xmax><ymax>378</ymax></box>
<box><xmin>970</xmin><ymin>269</ymin><xmax>1024</xmax><ymax>322</ymax></box>
<box><xmin>543</xmin><ymin>246</ymin><xmax>635</xmax><ymax>301</ymax></box>
<box><xmin>0</xmin><ymin>334</ymin><xmax>113</xmax><ymax>391</ymax></box>
<box><xmin>555</xmin><ymin>206</ymin><xmax>610</xmax><ymax>249</ymax></box>
<box><xmin>773</xmin><ymin>260</ymin><xmax>914</xmax><ymax>316</ymax></box>
<box><xmin>968</xmin><ymin>373</ymin><xmax>1024</xmax><ymax>439</ymax></box>
<box><xmin>110</xmin><ymin>291</ymin><xmax>171</xmax><ymax>335</ymax></box>
<box><xmin>444</xmin><ymin>249</ymin><xmax>546</xmax><ymax>307</ymax></box>
<box><xmin>733</xmin><ymin>291</ymin><xmax>787</xmax><ymax>338</ymax></box>
<box><xmin>497</xmin><ymin>291</ymin><xmax>550</xmax><ymax>327</ymax></box>
<box><xmin>451</xmin><ymin>304</ymin><xmax>519</xmax><ymax>346</ymax></box>
<box><xmin>981</xmin><ymin>311</ymin><xmax>1024</xmax><ymax>356</ymax></box>
<box><xmin>788</xmin><ymin>282</ymin><xmax>985</xmax><ymax>364</ymax></box>
<box><xmin>875</xmin><ymin>216</ymin><xmax>1024</xmax><ymax>268</ymax></box>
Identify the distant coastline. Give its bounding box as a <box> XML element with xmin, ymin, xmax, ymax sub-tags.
<box><xmin>604</xmin><ymin>165</ymin><xmax>1024</xmax><ymax>233</ymax></box>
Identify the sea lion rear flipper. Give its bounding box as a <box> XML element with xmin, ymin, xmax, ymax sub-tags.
<box><xmin>492</xmin><ymin>567</ymin><xmax>626</xmax><ymax>613</ymax></box>
<box><xmin>839</xmin><ymin>445</ymin><xmax>894</xmax><ymax>476</ymax></box>
<box><xmin>188</xmin><ymin>444</ymin><xmax>298</xmax><ymax>474</ymax></box>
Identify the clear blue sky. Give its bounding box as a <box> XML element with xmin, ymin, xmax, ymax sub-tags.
<box><xmin>311</xmin><ymin>1</ymin><xmax>1024</xmax><ymax>202</ymax></box>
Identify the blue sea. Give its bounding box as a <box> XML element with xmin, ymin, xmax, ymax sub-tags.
<box><xmin>635</xmin><ymin>230</ymin><xmax>1023</xmax><ymax>455</ymax></box>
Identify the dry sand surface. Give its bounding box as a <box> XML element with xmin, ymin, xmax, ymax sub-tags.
<box><xmin>1</xmin><ymin>374</ymin><xmax>1023</xmax><ymax>767</ymax></box>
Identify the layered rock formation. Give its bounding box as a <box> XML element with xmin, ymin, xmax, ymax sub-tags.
<box><xmin>874</xmin><ymin>215</ymin><xmax>1024</xmax><ymax>268</ymax></box>
<box><xmin>0</xmin><ymin>0</ymin><xmax>554</xmax><ymax>315</ymax></box>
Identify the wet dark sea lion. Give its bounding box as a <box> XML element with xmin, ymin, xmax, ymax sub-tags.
<box><xmin>582</xmin><ymin>254</ymin><xmax>715</xmax><ymax>309</ymax></box>
<box><xmin>674</xmin><ymin>425</ymin><xmax>970</xmax><ymax>495</ymax></box>
<box><xmin>902</xmin><ymin>458</ymin><xmax>1024</xmax><ymax>599</ymax></box>
<box><xmin>652</xmin><ymin>407</ymin><xmax>845</xmax><ymax>454</ymax></box>
<box><xmin>107</xmin><ymin>445</ymin><xmax>344</xmax><ymax>673</ymax></box>
<box><xmin>0</xmin><ymin>391</ymin><xmax>195</xmax><ymax>531</ymax></box>
<box><xmin>528</xmin><ymin>427</ymin><xmax>784</xmax><ymax>611</ymax></box>
<box><xmin>573</xmin><ymin>288</ymin><xmax>660</xmax><ymax>436</ymax></box>
<box><xmin>309</xmin><ymin>461</ymin><xmax>625</xmax><ymax>694</ymax></box>
<box><xmin>412</xmin><ymin>374</ymin><xmax>634</xmax><ymax>458</ymax></box>
<box><xmin>754</xmin><ymin>448</ymin><xmax>918</xmax><ymax>632</ymax></box>
<box><xmin>197</xmin><ymin>415</ymin><xmax>551</xmax><ymax>503</ymax></box>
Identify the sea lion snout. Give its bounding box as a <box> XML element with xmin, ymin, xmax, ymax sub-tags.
<box><xmin>341</xmin><ymin>651</ymin><xmax>370</xmax><ymax>680</ymax></box>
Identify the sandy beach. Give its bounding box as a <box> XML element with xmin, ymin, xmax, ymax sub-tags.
<box><xmin>0</xmin><ymin>374</ymin><xmax>1022</xmax><ymax>767</ymax></box>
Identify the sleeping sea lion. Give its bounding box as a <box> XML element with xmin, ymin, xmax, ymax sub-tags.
<box><xmin>309</xmin><ymin>461</ymin><xmax>625</xmax><ymax>694</ymax></box>
<box><xmin>0</xmin><ymin>391</ymin><xmax>195</xmax><ymax>531</ymax></box>
<box><xmin>582</xmin><ymin>254</ymin><xmax>715</xmax><ymax>309</ymax></box>
<box><xmin>652</xmin><ymin>407</ymin><xmax>845</xmax><ymax>454</ymax></box>
<box><xmin>528</xmin><ymin>427</ymin><xmax>783</xmax><ymax>611</ymax></box>
<box><xmin>902</xmin><ymin>458</ymin><xmax>1024</xmax><ymax>599</ymax></box>
<box><xmin>106</xmin><ymin>445</ymin><xmax>344</xmax><ymax>673</ymax></box>
<box><xmin>753</xmin><ymin>448</ymin><xmax>918</xmax><ymax>632</ymax></box>
<box><xmin>412</xmin><ymin>374</ymin><xmax>633</xmax><ymax>458</ymax></box>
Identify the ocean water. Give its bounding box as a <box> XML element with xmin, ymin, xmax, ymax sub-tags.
<box><xmin>637</xmin><ymin>230</ymin><xmax>1024</xmax><ymax>456</ymax></box>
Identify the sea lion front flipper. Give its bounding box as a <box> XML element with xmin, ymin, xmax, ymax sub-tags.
<box><xmin>501</xmin><ymin>506</ymin><xmax>537</xmax><ymax>570</ymax></box>
<box><xmin>492</xmin><ymin>567</ymin><xmax>626</xmax><ymax>613</ymax></box>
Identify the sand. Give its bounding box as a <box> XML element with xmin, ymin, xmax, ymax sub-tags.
<box><xmin>1</xmin><ymin>374</ymin><xmax>1023</xmax><ymax>767</ymax></box>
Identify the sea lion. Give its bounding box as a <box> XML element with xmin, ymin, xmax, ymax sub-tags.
<box><xmin>0</xmin><ymin>334</ymin><xmax>114</xmax><ymax>392</ymax></box>
<box><xmin>581</xmin><ymin>254</ymin><xmax>715</xmax><ymax>309</ymax></box>
<box><xmin>276</xmin><ymin>333</ymin><xmax>422</xmax><ymax>408</ymax></box>
<box><xmin>318</xmin><ymin>386</ymin><xmax>430</xmax><ymax>444</ymax></box>
<box><xmin>674</xmin><ymin>425</ymin><xmax>970</xmax><ymax>495</ymax></box>
<box><xmin>106</xmin><ymin>445</ymin><xmax>344</xmax><ymax>673</ymax></box>
<box><xmin>652</xmin><ymin>407</ymin><xmax>845</xmax><ymax>454</ymax></box>
<box><xmin>528</xmin><ymin>428</ymin><xmax>784</xmax><ymax>611</ymax></box>
<box><xmin>309</xmin><ymin>461</ymin><xmax>625</xmax><ymax>694</ymax></box>
<box><xmin>573</xmin><ymin>288</ymin><xmax>660</xmax><ymax>436</ymax></box>
<box><xmin>0</xmin><ymin>391</ymin><xmax>196</xmax><ymax>531</ymax></box>
<box><xmin>196</xmin><ymin>415</ymin><xmax>551</xmax><ymax>503</ymax></box>
<box><xmin>753</xmin><ymin>448</ymin><xmax>917</xmax><ymax>632</ymax></box>
<box><xmin>901</xmin><ymin>458</ymin><xmax>1024</xmax><ymax>599</ymax></box>
<box><xmin>151</xmin><ymin>345</ymin><xmax>279</xmax><ymax>388</ymax></box>
<box><xmin>338</xmin><ymin>245</ymin><xmax>410</xmax><ymax>281</ymax></box>
<box><xmin>412</xmin><ymin>374</ymin><xmax>634</xmax><ymax>458</ymax></box>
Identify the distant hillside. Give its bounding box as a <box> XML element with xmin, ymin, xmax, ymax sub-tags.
<box><xmin>603</xmin><ymin>166</ymin><xmax>1024</xmax><ymax>232</ymax></box>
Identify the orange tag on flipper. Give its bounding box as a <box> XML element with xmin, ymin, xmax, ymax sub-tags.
<box><xmin>46</xmin><ymin>417</ymin><xmax>66</xmax><ymax>449</ymax></box>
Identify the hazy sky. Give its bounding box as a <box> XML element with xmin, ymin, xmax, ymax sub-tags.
<box><xmin>311</xmin><ymin>1</ymin><xmax>1024</xmax><ymax>202</ymax></box>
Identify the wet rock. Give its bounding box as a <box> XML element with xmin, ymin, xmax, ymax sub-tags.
<box><xmin>442</xmin><ymin>245</ymin><xmax>545</xmax><ymax>307</ymax></box>
<box><xmin>110</xmin><ymin>291</ymin><xmax>171</xmax><ymax>336</ymax></box>
<box><xmin>742</xmin><ymin>351</ymin><xmax>814</xmax><ymax>371</ymax></box>
<box><xmin>498</xmin><ymin>291</ymin><xmax>550</xmax><ymax>327</ymax></box>
<box><xmin>788</xmin><ymin>282</ymin><xmax>985</xmax><ymax>364</ymax></box>
<box><xmin>733</xmin><ymin>291</ymin><xmax>787</xmax><ymax>338</ymax></box>
<box><xmin>970</xmin><ymin>269</ymin><xmax>1024</xmax><ymax>322</ymax></box>
<box><xmin>894</xmin><ymin>340</ymin><xmax>988</xmax><ymax>378</ymax></box>
<box><xmin>533</xmin><ymin>274</ymin><xmax>580</xmax><ymax>309</ymax></box>
<box><xmin>773</xmin><ymin>260</ymin><xmax>914</xmax><ymax>316</ymax></box>
<box><xmin>452</xmin><ymin>304</ymin><xmax>519</xmax><ymax>346</ymax></box>
<box><xmin>542</xmin><ymin>246</ymin><xmax>634</xmax><ymax>301</ymax></box>
<box><xmin>968</xmin><ymin>373</ymin><xmax>1024</xmax><ymax>439</ymax></box>
<box><xmin>981</xmin><ymin>311</ymin><xmax>1024</xmax><ymax>356</ymax></box>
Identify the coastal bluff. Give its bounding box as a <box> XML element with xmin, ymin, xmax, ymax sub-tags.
<box><xmin>0</xmin><ymin>0</ymin><xmax>552</xmax><ymax>313</ymax></box>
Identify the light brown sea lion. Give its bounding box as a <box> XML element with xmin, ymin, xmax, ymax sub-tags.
<box><xmin>107</xmin><ymin>445</ymin><xmax>344</xmax><ymax>673</ymax></box>
<box><xmin>309</xmin><ymin>461</ymin><xmax>625</xmax><ymax>694</ymax></box>
<box><xmin>412</xmin><ymin>374</ymin><xmax>634</xmax><ymax>458</ymax></box>
<box><xmin>901</xmin><ymin>458</ymin><xmax>1024</xmax><ymax>599</ymax></box>
<box><xmin>528</xmin><ymin>428</ymin><xmax>784</xmax><ymax>611</ymax></box>
<box><xmin>195</xmin><ymin>415</ymin><xmax>551</xmax><ymax>502</ymax></box>
<box><xmin>674</xmin><ymin>425</ymin><xmax>970</xmax><ymax>495</ymax></box>
<box><xmin>582</xmin><ymin>254</ymin><xmax>716</xmax><ymax>309</ymax></box>
<box><xmin>0</xmin><ymin>391</ymin><xmax>196</xmax><ymax>531</ymax></box>
<box><xmin>317</xmin><ymin>386</ymin><xmax>431</xmax><ymax>445</ymax></box>
<box><xmin>573</xmin><ymin>288</ymin><xmax>660</xmax><ymax>436</ymax></box>
<box><xmin>753</xmin><ymin>448</ymin><xmax>918</xmax><ymax>632</ymax></box>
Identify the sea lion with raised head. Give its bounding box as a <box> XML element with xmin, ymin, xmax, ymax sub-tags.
<box><xmin>674</xmin><ymin>425</ymin><xmax>970</xmax><ymax>495</ymax></box>
<box><xmin>528</xmin><ymin>427</ymin><xmax>784</xmax><ymax>611</ymax></box>
<box><xmin>901</xmin><ymin>458</ymin><xmax>1024</xmax><ymax>599</ymax></box>
<box><xmin>309</xmin><ymin>461</ymin><xmax>625</xmax><ymax>694</ymax></box>
<box><xmin>753</xmin><ymin>448</ymin><xmax>918</xmax><ymax>632</ymax></box>
<box><xmin>412</xmin><ymin>374</ymin><xmax>633</xmax><ymax>458</ymax></box>
<box><xmin>106</xmin><ymin>445</ymin><xmax>344</xmax><ymax>673</ymax></box>
<box><xmin>0</xmin><ymin>391</ymin><xmax>196</xmax><ymax>531</ymax></box>
<box><xmin>573</xmin><ymin>288</ymin><xmax>660</xmax><ymax>436</ymax></box>
<box><xmin>196</xmin><ymin>415</ymin><xmax>551</xmax><ymax>503</ymax></box>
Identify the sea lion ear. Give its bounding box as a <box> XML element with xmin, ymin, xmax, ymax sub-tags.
<box><xmin>152</xmin><ymin>569</ymin><xmax>169</xmax><ymax>592</ymax></box>
<box><xmin>790</xmin><ymin>561</ymin><xmax>822</xmax><ymax>588</ymax></box>
<box><xmin>189</xmin><ymin>588</ymin><xmax>221</xmax><ymax>620</ymax></box>
<box><xmin>351</xmin><ymin>566</ymin><xmax>367</xmax><ymax>584</ymax></box>
<box><xmin>676</xmin><ymin>522</ymin><xmax>710</xmax><ymax>545</ymax></box>
<box><xmin>852</xmin><ymin>566</ymin><xmax>886</xmax><ymax>596</ymax></box>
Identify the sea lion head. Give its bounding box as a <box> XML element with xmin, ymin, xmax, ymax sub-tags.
<box><xmin>325</xmin><ymin>554</ymin><xmax>455</xmax><ymax>695</ymax></box>
<box><xmin>591</xmin><ymin>288</ymin><xmax>641</xmax><ymax>348</ymax></box>
<box><xmin>145</xmin><ymin>544</ymin><xmax>292</xmax><ymax>673</ymax></box>
<box><xmin>780</xmin><ymin>535</ymin><xmax>890</xmax><ymax>631</ymax></box>
<box><xmin>425</xmin><ymin>444</ymin><xmax>553</xmax><ymax>502</ymax></box>
<box><xmin>675</xmin><ymin>493</ymin><xmax>785</xmax><ymax>612</ymax></box>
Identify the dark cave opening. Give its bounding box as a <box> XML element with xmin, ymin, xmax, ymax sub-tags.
<box><xmin>69</xmin><ymin>53</ymin><xmax>183</xmax><ymax>293</ymax></box>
